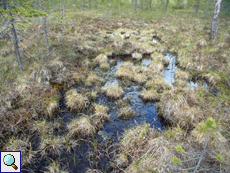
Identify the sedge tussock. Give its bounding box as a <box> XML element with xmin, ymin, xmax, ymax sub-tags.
<box><xmin>65</xmin><ymin>89</ymin><xmax>89</xmax><ymax>111</ymax></box>
<box><xmin>94</xmin><ymin>54</ymin><xmax>108</xmax><ymax>64</ymax></box>
<box><xmin>145</xmin><ymin>78</ymin><xmax>171</xmax><ymax>93</ymax></box>
<box><xmin>116</xmin><ymin>62</ymin><xmax>135</xmax><ymax>79</ymax></box>
<box><xmin>175</xmin><ymin>68</ymin><xmax>190</xmax><ymax>81</ymax></box>
<box><xmin>46</xmin><ymin>161</ymin><xmax>68</xmax><ymax>173</ymax></box>
<box><xmin>140</xmin><ymin>89</ymin><xmax>160</xmax><ymax>101</ymax></box>
<box><xmin>133</xmin><ymin>73</ymin><xmax>147</xmax><ymax>84</ymax></box>
<box><xmin>39</xmin><ymin>135</ymin><xmax>64</xmax><ymax>158</ymax></box>
<box><xmin>5</xmin><ymin>137</ymin><xmax>35</xmax><ymax>166</ymax></box>
<box><xmin>151</xmin><ymin>52</ymin><xmax>169</xmax><ymax>66</ymax></box>
<box><xmin>118</xmin><ymin>106</ymin><xmax>136</xmax><ymax>120</ymax></box>
<box><xmin>103</xmin><ymin>84</ymin><xmax>124</xmax><ymax>99</ymax></box>
<box><xmin>157</xmin><ymin>88</ymin><xmax>204</xmax><ymax>127</ymax></box>
<box><xmin>202</xmin><ymin>72</ymin><xmax>221</xmax><ymax>86</ymax></box>
<box><xmin>100</xmin><ymin>62</ymin><xmax>110</xmax><ymax>70</ymax></box>
<box><xmin>90</xmin><ymin>104</ymin><xmax>110</xmax><ymax>129</ymax></box>
<box><xmin>85</xmin><ymin>73</ymin><xmax>98</xmax><ymax>86</ymax></box>
<box><xmin>67</xmin><ymin>116</ymin><xmax>95</xmax><ymax>138</ymax></box>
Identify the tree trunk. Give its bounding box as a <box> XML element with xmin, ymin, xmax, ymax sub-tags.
<box><xmin>195</xmin><ymin>0</ymin><xmax>200</xmax><ymax>13</ymax></box>
<box><xmin>210</xmin><ymin>0</ymin><xmax>222</xmax><ymax>40</ymax></box>
<box><xmin>141</xmin><ymin>0</ymin><xmax>144</xmax><ymax>11</ymax></box>
<box><xmin>6</xmin><ymin>0</ymin><xmax>24</xmax><ymax>71</ymax></box>
<box><xmin>134</xmin><ymin>0</ymin><xmax>137</xmax><ymax>13</ymax></box>
<box><xmin>38</xmin><ymin>0</ymin><xmax>50</xmax><ymax>53</ymax></box>
<box><xmin>165</xmin><ymin>0</ymin><xmax>169</xmax><ymax>9</ymax></box>
<box><xmin>43</xmin><ymin>17</ymin><xmax>50</xmax><ymax>53</ymax></box>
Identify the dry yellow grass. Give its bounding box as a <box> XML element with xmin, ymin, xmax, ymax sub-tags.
<box><xmin>157</xmin><ymin>88</ymin><xmax>204</xmax><ymax>127</ymax></box>
<box><xmin>65</xmin><ymin>89</ymin><xmax>89</xmax><ymax>111</ymax></box>
<box><xmin>85</xmin><ymin>73</ymin><xmax>98</xmax><ymax>86</ymax></box>
<box><xmin>67</xmin><ymin>116</ymin><xmax>95</xmax><ymax>137</ymax></box>
<box><xmin>118</xmin><ymin>106</ymin><xmax>136</xmax><ymax>120</ymax></box>
<box><xmin>94</xmin><ymin>54</ymin><xmax>108</xmax><ymax>64</ymax></box>
<box><xmin>140</xmin><ymin>89</ymin><xmax>160</xmax><ymax>101</ymax></box>
<box><xmin>116</xmin><ymin>62</ymin><xmax>135</xmax><ymax>80</ymax></box>
<box><xmin>175</xmin><ymin>68</ymin><xmax>190</xmax><ymax>81</ymax></box>
<box><xmin>145</xmin><ymin>78</ymin><xmax>171</xmax><ymax>92</ymax></box>
<box><xmin>103</xmin><ymin>84</ymin><xmax>124</xmax><ymax>99</ymax></box>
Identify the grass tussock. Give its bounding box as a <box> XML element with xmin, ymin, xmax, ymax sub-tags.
<box><xmin>118</xmin><ymin>106</ymin><xmax>136</xmax><ymax>120</ymax></box>
<box><xmin>116</xmin><ymin>62</ymin><xmax>135</xmax><ymax>80</ymax></box>
<box><xmin>4</xmin><ymin>137</ymin><xmax>35</xmax><ymax>166</ymax></box>
<box><xmin>151</xmin><ymin>52</ymin><xmax>169</xmax><ymax>66</ymax></box>
<box><xmin>94</xmin><ymin>54</ymin><xmax>108</xmax><ymax>64</ymax></box>
<box><xmin>65</xmin><ymin>89</ymin><xmax>89</xmax><ymax>111</ymax></box>
<box><xmin>158</xmin><ymin>88</ymin><xmax>204</xmax><ymax>127</ymax></box>
<box><xmin>85</xmin><ymin>73</ymin><xmax>98</xmax><ymax>86</ymax></box>
<box><xmin>103</xmin><ymin>84</ymin><xmax>124</xmax><ymax>99</ymax></box>
<box><xmin>132</xmin><ymin>73</ymin><xmax>147</xmax><ymax>84</ymax></box>
<box><xmin>90</xmin><ymin>104</ymin><xmax>110</xmax><ymax>129</ymax></box>
<box><xmin>175</xmin><ymin>68</ymin><xmax>190</xmax><ymax>81</ymax></box>
<box><xmin>100</xmin><ymin>62</ymin><xmax>110</xmax><ymax>70</ymax></box>
<box><xmin>140</xmin><ymin>89</ymin><xmax>160</xmax><ymax>101</ymax></box>
<box><xmin>145</xmin><ymin>78</ymin><xmax>171</xmax><ymax>93</ymax></box>
<box><xmin>67</xmin><ymin>116</ymin><xmax>95</xmax><ymax>138</ymax></box>
<box><xmin>46</xmin><ymin>161</ymin><xmax>68</xmax><ymax>173</ymax></box>
<box><xmin>39</xmin><ymin>136</ymin><xmax>64</xmax><ymax>158</ymax></box>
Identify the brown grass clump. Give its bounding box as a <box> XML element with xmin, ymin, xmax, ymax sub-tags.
<box><xmin>103</xmin><ymin>84</ymin><xmax>124</xmax><ymax>99</ymax></box>
<box><xmin>116</xmin><ymin>62</ymin><xmax>135</xmax><ymax>80</ymax></box>
<box><xmin>132</xmin><ymin>73</ymin><xmax>147</xmax><ymax>84</ymax></box>
<box><xmin>100</xmin><ymin>62</ymin><xmax>110</xmax><ymax>70</ymax></box>
<box><xmin>4</xmin><ymin>137</ymin><xmax>35</xmax><ymax>166</ymax></box>
<box><xmin>151</xmin><ymin>52</ymin><xmax>169</xmax><ymax>66</ymax></box>
<box><xmin>46</xmin><ymin>161</ymin><xmax>68</xmax><ymax>173</ymax></box>
<box><xmin>39</xmin><ymin>136</ymin><xmax>64</xmax><ymax>158</ymax></box>
<box><xmin>65</xmin><ymin>89</ymin><xmax>89</xmax><ymax>111</ymax></box>
<box><xmin>158</xmin><ymin>88</ymin><xmax>204</xmax><ymax>127</ymax></box>
<box><xmin>148</xmin><ymin>59</ymin><xmax>164</xmax><ymax>72</ymax></box>
<box><xmin>139</xmin><ymin>89</ymin><xmax>160</xmax><ymax>101</ymax></box>
<box><xmin>94</xmin><ymin>54</ymin><xmax>108</xmax><ymax>64</ymax></box>
<box><xmin>145</xmin><ymin>78</ymin><xmax>171</xmax><ymax>93</ymax></box>
<box><xmin>67</xmin><ymin>116</ymin><xmax>95</xmax><ymax>138</ymax></box>
<box><xmin>202</xmin><ymin>72</ymin><xmax>222</xmax><ymax>86</ymax></box>
<box><xmin>85</xmin><ymin>73</ymin><xmax>98</xmax><ymax>86</ymax></box>
<box><xmin>118</xmin><ymin>106</ymin><xmax>136</xmax><ymax>120</ymax></box>
<box><xmin>90</xmin><ymin>104</ymin><xmax>110</xmax><ymax>129</ymax></box>
<box><xmin>175</xmin><ymin>68</ymin><xmax>190</xmax><ymax>81</ymax></box>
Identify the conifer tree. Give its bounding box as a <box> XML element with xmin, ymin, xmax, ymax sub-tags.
<box><xmin>0</xmin><ymin>0</ymin><xmax>47</xmax><ymax>71</ymax></box>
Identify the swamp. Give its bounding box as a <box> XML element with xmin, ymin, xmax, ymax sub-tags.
<box><xmin>0</xmin><ymin>0</ymin><xmax>230</xmax><ymax>172</ymax></box>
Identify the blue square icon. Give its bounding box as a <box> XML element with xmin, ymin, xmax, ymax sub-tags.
<box><xmin>0</xmin><ymin>151</ymin><xmax>21</xmax><ymax>173</ymax></box>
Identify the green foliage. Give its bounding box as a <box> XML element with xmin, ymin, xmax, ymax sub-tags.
<box><xmin>175</xmin><ymin>145</ymin><xmax>184</xmax><ymax>153</ymax></box>
<box><xmin>205</xmin><ymin>117</ymin><xmax>216</xmax><ymax>131</ymax></box>
<box><xmin>171</xmin><ymin>157</ymin><xmax>181</xmax><ymax>164</ymax></box>
<box><xmin>216</xmin><ymin>155</ymin><xmax>223</xmax><ymax>161</ymax></box>
<box><xmin>139</xmin><ymin>123</ymin><xmax>150</xmax><ymax>138</ymax></box>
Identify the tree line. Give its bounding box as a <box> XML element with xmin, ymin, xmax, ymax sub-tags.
<box><xmin>0</xmin><ymin>0</ymin><xmax>228</xmax><ymax>71</ymax></box>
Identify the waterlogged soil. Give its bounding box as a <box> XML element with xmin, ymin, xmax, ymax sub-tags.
<box><xmin>48</xmin><ymin>54</ymin><xmax>171</xmax><ymax>172</ymax></box>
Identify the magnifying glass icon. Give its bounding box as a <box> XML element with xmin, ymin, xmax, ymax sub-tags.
<box><xmin>3</xmin><ymin>154</ymin><xmax>18</xmax><ymax>170</ymax></box>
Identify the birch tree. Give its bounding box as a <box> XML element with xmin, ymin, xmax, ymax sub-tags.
<box><xmin>210</xmin><ymin>0</ymin><xmax>222</xmax><ymax>40</ymax></box>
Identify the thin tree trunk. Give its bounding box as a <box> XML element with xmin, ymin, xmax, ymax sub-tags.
<box><xmin>141</xmin><ymin>0</ymin><xmax>144</xmax><ymax>11</ymax></box>
<box><xmin>6</xmin><ymin>0</ymin><xmax>24</xmax><ymax>71</ymax></box>
<box><xmin>134</xmin><ymin>0</ymin><xmax>137</xmax><ymax>13</ymax></box>
<box><xmin>43</xmin><ymin>17</ymin><xmax>50</xmax><ymax>53</ymax></box>
<box><xmin>195</xmin><ymin>0</ymin><xmax>200</xmax><ymax>13</ymax></box>
<box><xmin>210</xmin><ymin>0</ymin><xmax>222</xmax><ymax>40</ymax></box>
<box><xmin>166</xmin><ymin>0</ymin><xmax>169</xmax><ymax>9</ymax></box>
<box><xmin>39</xmin><ymin>0</ymin><xmax>50</xmax><ymax>52</ymax></box>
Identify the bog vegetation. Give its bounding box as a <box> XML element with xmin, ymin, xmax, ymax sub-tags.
<box><xmin>0</xmin><ymin>0</ymin><xmax>230</xmax><ymax>172</ymax></box>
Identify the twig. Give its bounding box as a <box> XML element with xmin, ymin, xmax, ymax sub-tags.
<box><xmin>193</xmin><ymin>130</ymin><xmax>209</xmax><ymax>173</ymax></box>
